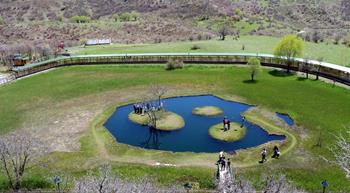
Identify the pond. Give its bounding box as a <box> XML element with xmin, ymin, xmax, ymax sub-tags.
<box><xmin>276</xmin><ymin>113</ymin><xmax>294</xmax><ymax>126</ymax></box>
<box><xmin>104</xmin><ymin>95</ymin><xmax>286</xmax><ymax>153</ymax></box>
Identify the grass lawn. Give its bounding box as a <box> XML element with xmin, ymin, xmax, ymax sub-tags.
<box><xmin>0</xmin><ymin>65</ymin><xmax>350</xmax><ymax>192</ymax></box>
<box><xmin>73</xmin><ymin>35</ymin><xmax>350</xmax><ymax>67</ymax></box>
<box><xmin>209</xmin><ymin>122</ymin><xmax>246</xmax><ymax>142</ymax></box>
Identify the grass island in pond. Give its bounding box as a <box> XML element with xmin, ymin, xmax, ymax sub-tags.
<box><xmin>192</xmin><ymin>106</ymin><xmax>224</xmax><ymax>117</ymax></box>
<box><xmin>128</xmin><ymin>111</ymin><xmax>185</xmax><ymax>131</ymax></box>
<box><xmin>209</xmin><ymin>122</ymin><xmax>246</xmax><ymax>142</ymax></box>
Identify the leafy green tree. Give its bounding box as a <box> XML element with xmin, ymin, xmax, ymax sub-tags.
<box><xmin>0</xmin><ymin>16</ymin><xmax>5</xmax><ymax>25</ymax></box>
<box><xmin>130</xmin><ymin>11</ymin><xmax>140</xmax><ymax>21</ymax></box>
<box><xmin>274</xmin><ymin>35</ymin><xmax>304</xmax><ymax>73</ymax></box>
<box><xmin>247</xmin><ymin>57</ymin><xmax>261</xmax><ymax>81</ymax></box>
<box><xmin>70</xmin><ymin>15</ymin><xmax>91</xmax><ymax>23</ymax></box>
<box><xmin>119</xmin><ymin>12</ymin><xmax>132</xmax><ymax>22</ymax></box>
<box><xmin>112</xmin><ymin>14</ymin><xmax>119</xmax><ymax>22</ymax></box>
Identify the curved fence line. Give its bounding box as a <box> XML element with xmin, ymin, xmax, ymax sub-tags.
<box><xmin>10</xmin><ymin>53</ymin><xmax>350</xmax><ymax>86</ymax></box>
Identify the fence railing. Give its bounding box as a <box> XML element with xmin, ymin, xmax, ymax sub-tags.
<box><xmin>9</xmin><ymin>53</ymin><xmax>350</xmax><ymax>86</ymax></box>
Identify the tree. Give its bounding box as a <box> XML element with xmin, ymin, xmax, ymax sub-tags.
<box><xmin>74</xmin><ymin>165</ymin><xmax>183</xmax><ymax>193</ymax></box>
<box><xmin>247</xmin><ymin>57</ymin><xmax>262</xmax><ymax>81</ymax></box>
<box><xmin>0</xmin><ymin>133</ymin><xmax>45</xmax><ymax>192</ymax></box>
<box><xmin>315</xmin><ymin>57</ymin><xmax>324</xmax><ymax>80</ymax></box>
<box><xmin>329</xmin><ymin>128</ymin><xmax>350</xmax><ymax>178</ymax></box>
<box><xmin>274</xmin><ymin>35</ymin><xmax>304</xmax><ymax>73</ymax></box>
<box><xmin>299</xmin><ymin>58</ymin><xmax>312</xmax><ymax>79</ymax></box>
<box><xmin>0</xmin><ymin>16</ymin><xmax>5</xmax><ymax>25</ymax></box>
<box><xmin>70</xmin><ymin>16</ymin><xmax>91</xmax><ymax>23</ymax></box>
<box><xmin>312</xmin><ymin>30</ymin><xmax>323</xmax><ymax>43</ymax></box>
<box><xmin>218</xmin><ymin>25</ymin><xmax>231</xmax><ymax>41</ymax></box>
<box><xmin>150</xmin><ymin>84</ymin><xmax>168</xmax><ymax>107</ymax></box>
<box><xmin>263</xmin><ymin>174</ymin><xmax>306</xmax><ymax>193</ymax></box>
<box><xmin>216</xmin><ymin>171</ymin><xmax>256</xmax><ymax>193</ymax></box>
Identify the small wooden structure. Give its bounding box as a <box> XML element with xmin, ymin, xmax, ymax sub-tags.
<box><xmin>13</xmin><ymin>54</ymin><xmax>28</xmax><ymax>66</ymax></box>
<box><xmin>85</xmin><ymin>39</ymin><xmax>112</xmax><ymax>46</ymax></box>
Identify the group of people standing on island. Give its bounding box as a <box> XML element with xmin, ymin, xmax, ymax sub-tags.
<box><xmin>223</xmin><ymin>117</ymin><xmax>231</xmax><ymax>131</ymax></box>
<box><xmin>222</xmin><ymin>116</ymin><xmax>245</xmax><ymax>131</ymax></box>
<box><xmin>133</xmin><ymin>101</ymin><xmax>164</xmax><ymax>115</ymax></box>
<box><xmin>133</xmin><ymin>103</ymin><xmax>146</xmax><ymax>114</ymax></box>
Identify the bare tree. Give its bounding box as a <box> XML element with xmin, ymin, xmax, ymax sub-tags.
<box><xmin>216</xmin><ymin>170</ymin><xmax>256</xmax><ymax>193</ymax></box>
<box><xmin>299</xmin><ymin>58</ymin><xmax>311</xmax><ymax>79</ymax></box>
<box><xmin>329</xmin><ymin>128</ymin><xmax>350</xmax><ymax>178</ymax></box>
<box><xmin>149</xmin><ymin>84</ymin><xmax>167</xmax><ymax>108</ymax></box>
<box><xmin>218</xmin><ymin>25</ymin><xmax>231</xmax><ymax>41</ymax></box>
<box><xmin>0</xmin><ymin>132</ymin><xmax>45</xmax><ymax>192</ymax></box>
<box><xmin>262</xmin><ymin>174</ymin><xmax>306</xmax><ymax>193</ymax></box>
<box><xmin>73</xmin><ymin>165</ymin><xmax>184</xmax><ymax>193</ymax></box>
<box><xmin>315</xmin><ymin>57</ymin><xmax>324</xmax><ymax>80</ymax></box>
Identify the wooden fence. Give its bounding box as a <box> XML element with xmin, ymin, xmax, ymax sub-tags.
<box><xmin>10</xmin><ymin>53</ymin><xmax>350</xmax><ymax>86</ymax></box>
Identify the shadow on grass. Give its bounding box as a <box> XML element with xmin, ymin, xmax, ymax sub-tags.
<box><xmin>268</xmin><ymin>69</ymin><xmax>295</xmax><ymax>77</ymax></box>
<box><xmin>243</xmin><ymin>80</ymin><xmax>258</xmax><ymax>84</ymax></box>
<box><xmin>297</xmin><ymin>77</ymin><xmax>308</xmax><ymax>81</ymax></box>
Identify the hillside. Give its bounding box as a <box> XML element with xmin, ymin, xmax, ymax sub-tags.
<box><xmin>0</xmin><ymin>0</ymin><xmax>349</xmax><ymax>51</ymax></box>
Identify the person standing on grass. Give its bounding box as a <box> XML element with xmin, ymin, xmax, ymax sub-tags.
<box><xmin>223</xmin><ymin>117</ymin><xmax>230</xmax><ymax>131</ymax></box>
<box><xmin>272</xmin><ymin>145</ymin><xmax>280</xmax><ymax>158</ymax></box>
<box><xmin>241</xmin><ymin>116</ymin><xmax>245</xmax><ymax>128</ymax></box>
<box><xmin>221</xmin><ymin>159</ymin><xmax>226</xmax><ymax>171</ymax></box>
<box><xmin>219</xmin><ymin>150</ymin><xmax>224</xmax><ymax>160</ymax></box>
<box><xmin>227</xmin><ymin>158</ymin><xmax>231</xmax><ymax>170</ymax></box>
<box><xmin>261</xmin><ymin>148</ymin><xmax>267</xmax><ymax>163</ymax></box>
<box><xmin>227</xmin><ymin>119</ymin><xmax>231</xmax><ymax>130</ymax></box>
<box><xmin>133</xmin><ymin>104</ymin><xmax>137</xmax><ymax>113</ymax></box>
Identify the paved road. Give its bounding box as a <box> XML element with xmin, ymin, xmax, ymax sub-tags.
<box><xmin>0</xmin><ymin>73</ymin><xmax>13</xmax><ymax>85</ymax></box>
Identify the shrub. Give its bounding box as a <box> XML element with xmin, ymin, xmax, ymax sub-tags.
<box><xmin>0</xmin><ymin>16</ymin><xmax>5</xmax><ymax>25</ymax></box>
<box><xmin>57</xmin><ymin>15</ymin><xmax>64</xmax><ymax>22</ymax></box>
<box><xmin>21</xmin><ymin>176</ymin><xmax>53</xmax><ymax>190</ymax></box>
<box><xmin>191</xmin><ymin>45</ymin><xmax>201</xmax><ymax>50</ymax></box>
<box><xmin>130</xmin><ymin>11</ymin><xmax>140</xmax><ymax>21</ymax></box>
<box><xmin>112</xmin><ymin>14</ymin><xmax>119</xmax><ymax>22</ymax></box>
<box><xmin>118</xmin><ymin>11</ymin><xmax>139</xmax><ymax>22</ymax></box>
<box><xmin>165</xmin><ymin>59</ymin><xmax>184</xmax><ymax>71</ymax></box>
<box><xmin>343</xmin><ymin>33</ymin><xmax>350</xmax><ymax>47</ymax></box>
<box><xmin>70</xmin><ymin>15</ymin><xmax>91</xmax><ymax>23</ymax></box>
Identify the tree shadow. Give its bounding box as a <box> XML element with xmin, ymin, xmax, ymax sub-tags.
<box><xmin>243</xmin><ymin>80</ymin><xmax>258</xmax><ymax>84</ymax></box>
<box><xmin>268</xmin><ymin>69</ymin><xmax>295</xmax><ymax>77</ymax></box>
<box><xmin>297</xmin><ymin>77</ymin><xmax>308</xmax><ymax>81</ymax></box>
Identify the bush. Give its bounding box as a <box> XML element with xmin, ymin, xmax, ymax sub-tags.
<box><xmin>70</xmin><ymin>15</ymin><xmax>91</xmax><ymax>23</ymax></box>
<box><xmin>343</xmin><ymin>33</ymin><xmax>350</xmax><ymax>47</ymax></box>
<box><xmin>165</xmin><ymin>59</ymin><xmax>184</xmax><ymax>71</ymax></box>
<box><xmin>0</xmin><ymin>16</ymin><xmax>5</xmax><ymax>25</ymax></box>
<box><xmin>57</xmin><ymin>15</ymin><xmax>64</xmax><ymax>22</ymax></box>
<box><xmin>21</xmin><ymin>176</ymin><xmax>53</xmax><ymax>190</ymax></box>
<box><xmin>112</xmin><ymin>14</ymin><xmax>119</xmax><ymax>22</ymax></box>
<box><xmin>191</xmin><ymin>45</ymin><xmax>201</xmax><ymax>50</ymax></box>
<box><xmin>118</xmin><ymin>11</ymin><xmax>139</xmax><ymax>22</ymax></box>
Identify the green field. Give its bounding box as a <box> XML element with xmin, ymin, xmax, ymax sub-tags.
<box><xmin>0</xmin><ymin>65</ymin><xmax>350</xmax><ymax>191</ymax></box>
<box><xmin>73</xmin><ymin>36</ymin><xmax>350</xmax><ymax>67</ymax></box>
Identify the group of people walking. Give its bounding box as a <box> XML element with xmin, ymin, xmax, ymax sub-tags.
<box><xmin>261</xmin><ymin>145</ymin><xmax>280</xmax><ymax>163</ymax></box>
<box><xmin>216</xmin><ymin>145</ymin><xmax>280</xmax><ymax>172</ymax></box>
<box><xmin>217</xmin><ymin>150</ymin><xmax>231</xmax><ymax>171</ymax></box>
